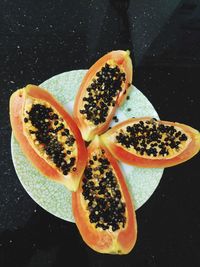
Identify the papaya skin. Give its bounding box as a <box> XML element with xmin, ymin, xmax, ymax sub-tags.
<box><xmin>72</xmin><ymin>136</ymin><xmax>137</xmax><ymax>254</ymax></box>
<box><xmin>10</xmin><ymin>85</ymin><xmax>87</xmax><ymax>191</ymax></box>
<box><xmin>73</xmin><ymin>50</ymin><xmax>133</xmax><ymax>141</ymax></box>
<box><xmin>101</xmin><ymin>117</ymin><xmax>200</xmax><ymax>168</ymax></box>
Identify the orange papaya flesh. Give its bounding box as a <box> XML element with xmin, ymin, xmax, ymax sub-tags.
<box><xmin>73</xmin><ymin>50</ymin><xmax>133</xmax><ymax>141</ymax></box>
<box><xmin>10</xmin><ymin>84</ymin><xmax>87</xmax><ymax>191</ymax></box>
<box><xmin>101</xmin><ymin>117</ymin><xmax>200</xmax><ymax>168</ymax></box>
<box><xmin>72</xmin><ymin>136</ymin><xmax>137</xmax><ymax>254</ymax></box>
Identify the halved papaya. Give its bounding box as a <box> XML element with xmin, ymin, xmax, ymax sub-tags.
<box><xmin>73</xmin><ymin>50</ymin><xmax>133</xmax><ymax>141</ymax></box>
<box><xmin>72</xmin><ymin>136</ymin><xmax>137</xmax><ymax>254</ymax></box>
<box><xmin>10</xmin><ymin>84</ymin><xmax>87</xmax><ymax>191</ymax></box>
<box><xmin>101</xmin><ymin>117</ymin><xmax>200</xmax><ymax>168</ymax></box>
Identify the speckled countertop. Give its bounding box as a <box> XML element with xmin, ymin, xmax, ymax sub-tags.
<box><xmin>0</xmin><ymin>0</ymin><xmax>200</xmax><ymax>266</ymax></box>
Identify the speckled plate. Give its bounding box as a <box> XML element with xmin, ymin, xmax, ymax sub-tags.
<box><xmin>11</xmin><ymin>70</ymin><xmax>164</xmax><ymax>222</ymax></box>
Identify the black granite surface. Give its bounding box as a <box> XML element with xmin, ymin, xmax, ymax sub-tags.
<box><xmin>0</xmin><ymin>0</ymin><xmax>200</xmax><ymax>266</ymax></box>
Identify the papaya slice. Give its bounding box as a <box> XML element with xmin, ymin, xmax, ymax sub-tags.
<box><xmin>73</xmin><ymin>50</ymin><xmax>133</xmax><ymax>141</ymax></box>
<box><xmin>72</xmin><ymin>136</ymin><xmax>137</xmax><ymax>254</ymax></box>
<box><xmin>101</xmin><ymin>117</ymin><xmax>200</xmax><ymax>168</ymax></box>
<box><xmin>10</xmin><ymin>84</ymin><xmax>87</xmax><ymax>191</ymax></box>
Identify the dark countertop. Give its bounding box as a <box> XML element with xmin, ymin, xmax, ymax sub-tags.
<box><xmin>0</xmin><ymin>0</ymin><xmax>200</xmax><ymax>266</ymax></box>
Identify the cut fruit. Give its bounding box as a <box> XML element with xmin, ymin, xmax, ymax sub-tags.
<box><xmin>73</xmin><ymin>50</ymin><xmax>133</xmax><ymax>141</ymax></box>
<box><xmin>72</xmin><ymin>136</ymin><xmax>137</xmax><ymax>254</ymax></box>
<box><xmin>10</xmin><ymin>84</ymin><xmax>87</xmax><ymax>191</ymax></box>
<box><xmin>101</xmin><ymin>117</ymin><xmax>200</xmax><ymax>168</ymax></box>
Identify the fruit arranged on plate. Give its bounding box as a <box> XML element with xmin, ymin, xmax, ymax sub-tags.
<box><xmin>10</xmin><ymin>84</ymin><xmax>87</xmax><ymax>191</ymax></box>
<box><xmin>101</xmin><ymin>117</ymin><xmax>200</xmax><ymax>168</ymax></box>
<box><xmin>72</xmin><ymin>136</ymin><xmax>137</xmax><ymax>254</ymax></box>
<box><xmin>73</xmin><ymin>50</ymin><xmax>132</xmax><ymax>141</ymax></box>
<box><xmin>10</xmin><ymin>50</ymin><xmax>200</xmax><ymax>255</ymax></box>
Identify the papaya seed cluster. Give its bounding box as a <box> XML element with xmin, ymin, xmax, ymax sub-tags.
<box><xmin>82</xmin><ymin>149</ymin><xmax>126</xmax><ymax>232</ymax></box>
<box><xmin>79</xmin><ymin>63</ymin><xmax>126</xmax><ymax>125</ymax></box>
<box><xmin>115</xmin><ymin>118</ymin><xmax>188</xmax><ymax>158</ymax></box>
<box><xmin>24</xmin><ymin>103</ymin><xmax>77</xmax><ymax>176</ymax></box>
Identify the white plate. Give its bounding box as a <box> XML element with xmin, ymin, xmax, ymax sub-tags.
<box><xmin>11</xmin><ymin>70</ymin><xmax>164</xmax><ymax>222</ymax></box>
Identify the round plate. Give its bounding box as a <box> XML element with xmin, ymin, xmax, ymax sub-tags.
<box><xmin>11</xmin><ymin>70</ymin><xmax>164</xmax><ymax>222</ymax></box>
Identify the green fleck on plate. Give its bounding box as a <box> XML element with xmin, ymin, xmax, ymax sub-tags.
<box><xmin>11</xmin><ymin>70</ymin><xmax>164</xmax><ymax>222</ymax></box>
